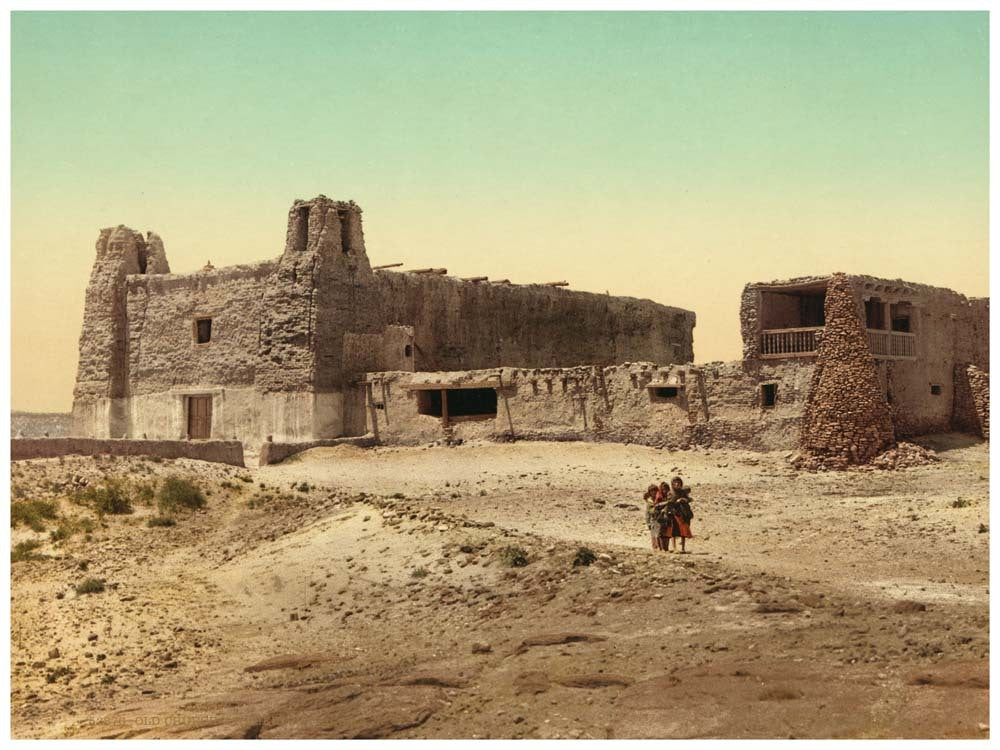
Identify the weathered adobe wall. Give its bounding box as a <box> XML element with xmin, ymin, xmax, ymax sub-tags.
<box><xmin>365</xmin><ymin>359</ymin><xmax>810</xmax><ymax>451</ymax></box>
<box><xmin>366</xmin><ymin>272</ymin><xmax>695</xmax><ymax>375</ymax></box>
<box><xmin>72</xmin><ymin>227</ymin><xmax>169</xmax><ymax>438</ymax></box>
<box><xmin>123</xmin><ymin>387</ymin><xmax>323</xmax><ymax>445</ymax></box>
<box><xmin>740</xmin><ymin>273</ymin><xmax>989</xmax><ymax>438</ymax></box>
<box><xmin>10</xmin><ymin>438</ymin><xmax>245</xmax><ymax>466</ymax></box>
<box><xmin>258</xmin><ymin>196</ymin><xmax>370</xmax><ymax>395</ymax></box>
<box><xmin>125</xmin><ymin>262</ymin><xmax>274</xmax><ymax>394</ymax></box>
<box><xmin>855</xmin><ymin>279</ymin><xmax>986</xmax><ymax>437</ymax></box>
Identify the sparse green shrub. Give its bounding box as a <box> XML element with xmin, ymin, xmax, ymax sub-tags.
<box><xmin>75</xmin><ymin>577</ymin><xmax>106</xmax><ymax>595</ymax></box>
<box><xmin>76</xmin><ymin>479</ymin><xmax>133</xmax><ymax>516</ymax></box>
<box><xmin>220</xmin><ymin>480</ymin><xmax>244</xmax><ymax>492</ymax></box>
<box><xmin>146</xmin><ymin>516</ymin><xmax>176</xmax><ymax>528</ymax></box>
<box><xmin>49</xmin><ymin>516</ymin><xmax>96</xmax><ymax>543</ymax></box>
<box><xmin>573</xmin><ymin>547</ymin><xmax>597</xmax><ymax>567</ymax></box>
<box><xmin>411</xmin><ymin>567</ymin><xmax>429</xmax><ymax>578</ymax></box>
<box><xmin>157</xmin><ymin>477</ymin><xmax>206</xmax><ymax>514</ymax></box>
<box><xmin>297</xmin><ymin>482</ymin><xmax>312</xmax><ymax>493</ymax></box>
<box><xmin>952</xmin><ymin>498</ymin><xmax>972</xmax><ymax>509</ymax></box>
<box><xmin>391</xmin><ymin>492</ymin><xmax>406</xmax><ymax>499</ymax></box>
<box><xmin>238</xmin><ymin>475</ymin><xmax>253</xmax><ymax>483</ymax></box>
<box><xmin>11</xmin><ymin>499</ymin><xmax>59</xmax><ymax>531</ymax></box>
<box><xmin>134</xmin><ymin>482</ymin><xmax>157</xmax><ymax>505</ymax></box>
<box><xmin>12</xmin><ymin>540</ymin><xmax>44</xmax><ymax>563</ymax></box>
<box><xmin>498</xmin><ymin>545</ymin><xmax>529</xmax><ymax>567</ymax></box>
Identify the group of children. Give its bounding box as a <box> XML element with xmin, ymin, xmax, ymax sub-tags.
<box><xmin>643</xmin><ymin>476</ymin><xmax>694</xmax><ymax>553</ymax></box>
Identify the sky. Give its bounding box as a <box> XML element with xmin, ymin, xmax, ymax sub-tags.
<box><xmin>11</xmin><ymin>11</ymin><xmax>989</xmax><ymax>412</ymax></box>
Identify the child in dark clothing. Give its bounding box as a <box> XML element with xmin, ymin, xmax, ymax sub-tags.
<box><xmin>666</xmin><ymin>476</ymin><xmax>694</xmax><ymax>553</ymax></box>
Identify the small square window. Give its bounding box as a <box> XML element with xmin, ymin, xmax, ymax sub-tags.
<box><xmin>930</xmin><ymin>384</ymin><xmax>942</xmax><ymax>396</ymax></box>
<box><xmin>761</xmin><ymin>383</ymin><xmax>777</xmax><ymax>408</ymax></box>
<box><xmin>194</xmin><ymin>318</ymin><xmax>212</xmax><ymax>344</ymax></box>
<box><xmin>654</xmin><ymin>386</ymin><xmax>679</xmax><ymax>399</ymax></box>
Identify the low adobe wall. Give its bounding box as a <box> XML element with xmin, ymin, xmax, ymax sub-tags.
<box><xmin>364</xmin><ymin>361</ymin><xmax>813</xmax><ymax>452</ymax></box>
<box><xmin>10</xmin><ymin>438</ymin><xmax>245</xmax><ymax>467</ymax></box>
<box><xmin>258</xmin><ymin>435</ymin><xmax>377</xmax><ymax>465</ymax></box>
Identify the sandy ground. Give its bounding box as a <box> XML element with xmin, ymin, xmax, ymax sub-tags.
<box><xmin>10</xmin><ymin>434</ymin><xmax>989</xmax><ymax>739</ymax></box>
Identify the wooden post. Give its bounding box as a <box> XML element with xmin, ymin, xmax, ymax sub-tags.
<box><xmin>441</xmin><ymin>389</ymin><xmax>449</xmax><ymax>429</ymax></box>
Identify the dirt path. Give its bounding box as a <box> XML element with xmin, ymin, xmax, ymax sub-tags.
<box><xmin>10</xmin><ymin>437</ymin><xmax>990</xmax><ymax>739</ymax></box>
<box><xmin>264</xmin><ymin>436</ymin><xmax>989</xmax><ymax>602</ymax></box>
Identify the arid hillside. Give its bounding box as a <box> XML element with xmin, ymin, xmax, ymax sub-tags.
<box><xmin>10</xmin><ymin>435</ymin><xmax>989</xmax><ymax>739</ymax></box>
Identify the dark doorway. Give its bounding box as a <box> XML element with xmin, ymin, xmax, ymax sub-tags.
<box><xmin>187</xmin><ymin>396</ymin><xmax>212</xmax><ymax>439</ymax></box>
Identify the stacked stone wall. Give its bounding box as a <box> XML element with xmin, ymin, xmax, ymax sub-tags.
<box><xmin>799</xmin><ymin>273</ymin><xmax>895</xmax><ymax>466</ymax></box>
<box><xmin>968</xmin><ymin>365</ymin><xmax>990</xmax><ymax>440</ymax></box>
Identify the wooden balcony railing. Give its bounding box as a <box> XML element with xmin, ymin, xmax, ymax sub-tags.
<box><xmin>867</xmin><ymin>329</ymin><xmax>916</xmax><ymax>359</ymax></box>
<box><xmin>760</xmin><ymin>326</ymin><xmax>917</xmax><ymax>360</ymax></box>
<box><xmin>760</xmin><ymin>327</ymin><xmax>822</xmax><ymax>358</ymax></box>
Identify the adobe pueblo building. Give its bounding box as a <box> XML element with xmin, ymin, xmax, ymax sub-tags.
<box><xmin>71</xmin><ymin>195</ymin><xmax>989</xmax><ymax>463</ymax></box>
<box><xmin>71</xmin><ymin>196</ymin><xmax>695</xmax><ymax>448</ymax></box>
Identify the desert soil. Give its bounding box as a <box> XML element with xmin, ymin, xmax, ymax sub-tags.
<box><xmin>9</xmin><ymin>434</ymin><xmax>989</xmax><ymax>739</ymax></box>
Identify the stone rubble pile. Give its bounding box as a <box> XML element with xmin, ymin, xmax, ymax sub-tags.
<box><xmin>798</xmin><ymin>273</ymin><xmax>896</xmax><ymax>469</ymax></box>
<box><xmin>866</xmin><ymin>441</ymin><xmax>939</xmax><ymax>470</ymax></box>
<box><xmin>792</xmin><ymin>440</ymin><xmax>937</xmax><ymax>472</ymax></box>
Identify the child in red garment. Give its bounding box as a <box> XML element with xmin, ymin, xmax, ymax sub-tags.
<box><xmin>665</xmin><ymin>476</ymin><xmax>694</xmax><ymax>553</ymax></box>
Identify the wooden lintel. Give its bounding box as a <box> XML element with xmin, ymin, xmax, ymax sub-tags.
<box><xmin>373</xmin><ymin>262</ymin><xmax>404</xmax><ymax>270</ymax></box>
<box><xmin>402</xmin><ymin>380</ymin><xmax>501</xmax><ymax>391</ymax></box>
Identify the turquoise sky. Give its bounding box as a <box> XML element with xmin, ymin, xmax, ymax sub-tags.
<box><xmin>11</xmin><ymin>12</ymin><xmax>989</xmax><ymax>411</ymax></box>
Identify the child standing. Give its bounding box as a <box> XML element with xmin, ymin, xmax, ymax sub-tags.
<box><xmin>666</xmin><ymin>476</ymin><xmax>694</xmax><ymax>553</ymax></box>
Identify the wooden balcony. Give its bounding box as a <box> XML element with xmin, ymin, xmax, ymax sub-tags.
<box><xmin>760</xmin><ymin>327</ymin><xmax>822</xmax><ymax>358</ymax></box>
<box><xmin>759</xmin><ymin>326</ymin><xmax>917</xmax><ymax>360</ymax></box>
<box><xmin>867</xmin><ymin>329</ymin><xmax>916</xmax><ymax>359</ymax></box>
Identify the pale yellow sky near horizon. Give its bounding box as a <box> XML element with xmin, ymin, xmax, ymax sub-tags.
<box><xmin>11</xmin><ymin>11</ymin><xmax>988</xmax><ymax>412</ymax></box>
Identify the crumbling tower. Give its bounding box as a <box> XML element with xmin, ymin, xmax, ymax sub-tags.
<box><xmin>254</xmin><ymin>196</ymin><xmax>372</xmax><ymax>437</ymax></box>
<box><xmin>71</xmin><ymin>227</ymin><xmax>170</xmax><ymax>437</ymax></box>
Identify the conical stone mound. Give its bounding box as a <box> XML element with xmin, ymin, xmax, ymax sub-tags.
<box><xmin>799</xmin><ymin>273</ymin><xmax>895</xmax><ymax>468</ymax></box>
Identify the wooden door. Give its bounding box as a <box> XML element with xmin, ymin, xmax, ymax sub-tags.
<box><xmin>187</xmin><ymin>396</ymin><xmax>212</xmax><ymax>439</ymax></box>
